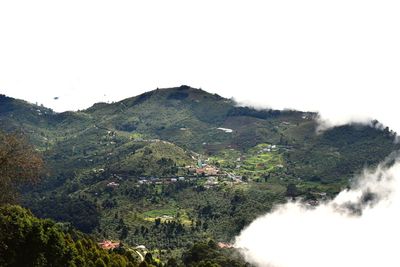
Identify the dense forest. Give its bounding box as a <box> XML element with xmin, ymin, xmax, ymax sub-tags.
<box><xmin>0</xmin><ymin>205</ymin><xmax>247</xmax><ymax>267</ymax></box>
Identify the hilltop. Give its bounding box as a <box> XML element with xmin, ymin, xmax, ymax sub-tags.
<box><xmin>1</xmin><ymin>86</ymin><xmax>311</xmax><ymax>152</ymax></box>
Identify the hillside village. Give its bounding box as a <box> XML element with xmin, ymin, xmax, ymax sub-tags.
<box><xmin>104</xmin><ymin>156</ymin><xmax>242</xmax><ymax>189</ymax></box>
<box><xmin>99</xmin><ymin>142</ymin><xmax>291</xmax><ymax>198</ymax></box>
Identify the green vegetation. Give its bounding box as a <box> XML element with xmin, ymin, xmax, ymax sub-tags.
<box><xmin>0</xmin><ymin>205</ymin><xmax>138</xmax><ymax>267</ymax></box>
<box><xmin>0</xmin><ymin>131</ymin><xmax>44</xmax><ymax>204</ymax></box>
<box><xmin>1</xmin><ymin>87</ymin><xmax>399</xmax><ymax>266</ymax></box>
<box><xmin>182</xmin><ymin>240</ymin><xmax>247</xmax><ymax>267</ymax></box>
<box><xmin>0</xmin><ymin>205</ymin><xmax>247</xmax><ymax>266</ymax></box>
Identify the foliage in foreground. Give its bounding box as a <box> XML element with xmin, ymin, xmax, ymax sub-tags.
<box><xmin>0</xmin><ymin>205</ymin><xmax>249</xmax><ymax>267</ymax></box>
<box><xmin>182</xmin><ymin>240</ymin><xmax>249</xmax><ymax>267</ymax></box>
<box><xmin>0</xmin><ymin>131</ymin><xmax>44</xmax><ymax>204</ymax></box>
<box><xmin>0</xmin><ymin>205</ymin><xmax>137</xmax><ymax>267</ymax></box>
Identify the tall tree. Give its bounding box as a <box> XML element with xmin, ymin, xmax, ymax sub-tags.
<box><xmin>0</xmin><ymin>131</ymin><xmax>43</xmax><ymax>204</ymax></box>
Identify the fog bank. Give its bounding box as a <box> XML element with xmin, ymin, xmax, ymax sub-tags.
<box><xmin>235</xmin><ymin>154</ymin><xmax>400</xmax><ymax>267</ymax></box>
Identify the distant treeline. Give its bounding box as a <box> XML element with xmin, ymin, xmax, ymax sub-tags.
<box><xmin>227</xmin><ymin>106</ymin><xmax>299</xmax><ymax>119</ymax></box>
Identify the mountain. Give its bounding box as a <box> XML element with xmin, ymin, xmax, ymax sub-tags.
<box><xmin>1</xmin><ymin>86</ymin><xmax>399</xmax><ymax>257</ymax></box>
<box><xmin>2</xmin><ymin>86</ymin><xmax>309</xmax><ymax>152</ymax></box>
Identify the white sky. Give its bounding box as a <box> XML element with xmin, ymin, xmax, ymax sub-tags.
<box><xmin>1</xmin><ymin>0</ymin><xmax>399</xmax><ymax>131</ymax></box>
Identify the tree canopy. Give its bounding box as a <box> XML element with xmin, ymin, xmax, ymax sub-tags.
<box><xmin>0</xmin><ymin>131</ymin><xmax>44</xmax><ymax>204</ymax></box>
<box><xmin>0</xmin><ymin>205</ymin><xmax>139</xmax><ymax>267</ymax></box>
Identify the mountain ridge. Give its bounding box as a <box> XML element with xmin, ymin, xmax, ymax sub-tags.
<box><xmin>1</xmin><ymin>86</ymin><xmax>315</xmax><ymax>152</ymax></box>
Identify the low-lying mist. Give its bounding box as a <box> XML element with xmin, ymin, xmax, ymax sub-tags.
<box><xmin>234</xmin><ymin>153</ymin><xmax>400</xmax><ymax>267</ymax></box>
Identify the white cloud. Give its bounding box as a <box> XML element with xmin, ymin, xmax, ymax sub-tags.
<box><xmin>235</xmin><ymin>155</ymin><xmax>400</xmax><ymax>267</ymax></box>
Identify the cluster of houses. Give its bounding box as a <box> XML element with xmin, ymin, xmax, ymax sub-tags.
<box><xmin>103</xmin><ymin>158</ymin><xmax>244</xmax><ymax>190</ymax></box>
<box><xmin>204</xmin><ymin>176</ymin><xmax>219</xmax><ymax>189</ymax></box>
<box><xmin>258</xmin><ymin>144</ymin><xmax>278</xmax><ymax>153</ymax></box>
<box><xmin>194</xmin><ymin>166</ymin><xmax>219</xmax><ymax>176</ymax></box>
<box><xmin>186</xmin><ymin>158</ymin><xmax>220</xmax><ymax>176</ymax></box>
<box><xmin>107</xmin><ymin>181</ymin><xmax>120</xmax><ymax>187</ymax></box>
<box><xmin>137</xmin><ymin>176</ymin><xmax>187</xmax><ymax>185</ymax></box>
<box><xmin>98</xmin><ymin>240</ymin><xmax>121</xmax><ymax>250</ymax></box>
<box><xmin>217</xmin><ymin>242</ymin><xmax>233</xmax><ymax>249</ymax></box>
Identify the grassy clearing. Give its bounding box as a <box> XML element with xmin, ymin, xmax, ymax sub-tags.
<box><xmin>143</xmin><ymin>208</ymin><xmax>177</xmax><ymax>218</ymax></box>
<box><xmin>209</xmin><ymin>144</ymin><xmax>284</xmax><ymax>180</ymax></box>
<box><xmin>141</xmin><ymin>208</ymin><xmax>192</xmax><ymax>225</ymax></box>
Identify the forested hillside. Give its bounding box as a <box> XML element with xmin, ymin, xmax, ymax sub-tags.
<box><xmin>0</xmin><ymin>205</ymin><xmax>246</xmax><ymax>267</ymax></box>
<box><xmin>1</xmin><ymin>86</ymin><xmax>398</xmax><ymax>265</ymax></box>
